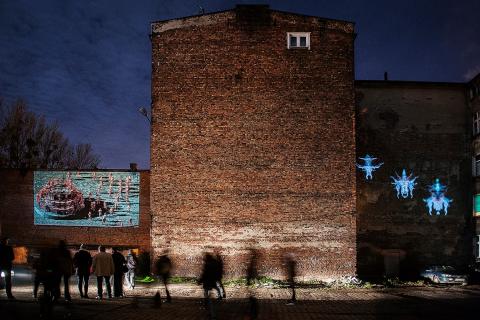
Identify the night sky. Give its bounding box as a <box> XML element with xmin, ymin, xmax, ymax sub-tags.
<box><xmin>1</xmin><ymin>0</ymin><xmax>479</xmax><ymax>169</ymax></box>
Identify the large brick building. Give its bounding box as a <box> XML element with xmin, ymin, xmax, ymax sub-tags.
<box><xmin>1</xmin><ymin>5</ymin><xmax>479</xmax><ymax>281</ymax></box>
<box><xmin>150</xmin><ymin>5</ymin><xmax>357</xmax><ymax>280</ymax></box>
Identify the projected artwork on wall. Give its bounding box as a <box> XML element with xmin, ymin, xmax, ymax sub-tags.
<box><xmin>423</xmin><ymin>178</ymin><xmax>452</xmax><ymax>216</ymax></box>
<box><xmin>391</xmin><ymin>169</ymin><xmax>418</xmax><ymax>199</ymax></box>
<box><xmin>356</xmin><ymin>154</ymin><xmax>383</xmax><ymax>180</ymax></box>
<box><xmin>34</xmin><ymin>171</ymin><xmax>140</xmax><ymax>227</ymax></box>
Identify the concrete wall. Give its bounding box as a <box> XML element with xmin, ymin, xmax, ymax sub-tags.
<box><xmin>0</xmin><ymin>169</ymin><xmax>151</xmax><ymax>251</ymax></box>
<box><xmin>355</xmin><ymin>81</ymin><xmax>472</xmax><ymax>279</ymax></box>
<box><xmin>150</xmin><ymin>6</ymin><xmax>357</xmax><ymax>280</ymax></box>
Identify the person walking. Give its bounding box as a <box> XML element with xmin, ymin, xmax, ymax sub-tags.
<box><xmin>56</xmin><ymin>240</ymin><xmax>73</xmax><ymax>301</ymax></box>
<box><xmin>0</xmin><ymin>237</ymin><xmax>15</xmax><ymax>299</ymax></box>
<box><xmin>111</xmin><ymin>248</ymin><xmax>126</xmax><ymax>297</ymax></box>
<box><xmin>73</xmin><ymin>244</ymin><xmax>92</xmax><ymax>298</ymax></box>
<box><xmin>92</xmin><ymin>245</ymin><xmax>114</xmax><ymax>299</ymax></box>
<box><xmin>155</xmin><ymin>251</ymin><xmax>172</xmax><ymax>302</ymax></box>
<box><xmin>125</xmin><ymin>249</ymin><xmax>137</xmax><ymax>290</ymax></box>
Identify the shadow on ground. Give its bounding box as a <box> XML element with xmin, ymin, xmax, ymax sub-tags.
<box><xmin>1</xmin><ymin>292</ymin><xmax>479</xmax><ymax>320</ymax></box>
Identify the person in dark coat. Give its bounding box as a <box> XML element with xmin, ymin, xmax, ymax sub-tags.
<box><xmin>0</xmin><ymin>237</ymin><xmax>15</xmax><ymax>299</ymax></box>
<box><xmin>111</xmin><ymin>248</ymin><xmax>126</xmax><ymax>297</ymax></box>
<box><xmin>198</xmin><ymin>253</ymin><xmax>219</xmax><ymax>306</ymax></box>
<box><xmin>73</xmin><ymin>244</ymin><xmax>92</xmax><ymax>298</ymax></box>
<box><xmin>56</xmin><ymin>240</ymin><xmax>73</xmax><ymax>301</ymax></box>
<box><xmin>155</xmin><ymin>252</ymin><xmax>172</xmax><ymax>302</ymax></box>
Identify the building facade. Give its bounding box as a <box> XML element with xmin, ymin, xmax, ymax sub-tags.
<box><xmin>469</xmin><ymin>74</ymin><xmax>480</xmax><ymax>261</ymax></box>
<box><xmin>355</xmin><ymin>81</ymin><xmax>472</xmax><ymax>278</ymax></box>
<box><xmin>150</xmin><ymin>5</ymin><xmax>357</xmax><ymax>279</ymax></box>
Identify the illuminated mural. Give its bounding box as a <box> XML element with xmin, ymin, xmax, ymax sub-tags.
<box><xmin>423</xmin><ymin>178</ymin><xmax>452</xmax><ymax>216</ymax></box>
<box><xmin>391</xmin><ymin>169</ymin><xmax>418</xmax><ymax>199</ymax></box>
<box><xmin>356</xmin><ymin>154</ymin><xmax>383</xmax><ymax>180</ymax></box>
<box><xmin>34</xmin><ymin>171</ymin><xmax>140</xmax><ymax>227</ymax></box>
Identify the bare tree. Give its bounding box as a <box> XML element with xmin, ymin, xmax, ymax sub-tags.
<box><xmin>0</xmin><ymin>99</ymin><xmax>100</xmax><ymax>169</ymax></box>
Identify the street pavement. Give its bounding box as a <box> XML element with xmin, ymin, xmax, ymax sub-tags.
<box><xmin>1</xmin><ymin>283</ymin><xmax>479</xmax><ymax>319</ymax></box>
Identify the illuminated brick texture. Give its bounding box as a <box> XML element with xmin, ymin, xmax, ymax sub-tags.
<box><xmin>150</xmin><ymin>5</ymin><xmax>356</xmax><ymax>279</ymax></box>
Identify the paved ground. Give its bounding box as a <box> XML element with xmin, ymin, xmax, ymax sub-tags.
<box><xmin>1</xmin><ymin>283</ymin><xmax>480</xmax><ymax>319</ymax></box>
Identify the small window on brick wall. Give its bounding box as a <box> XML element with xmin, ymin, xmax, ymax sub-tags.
<box><xmin>287</xmin><ymin>32</ymin><xmax>310</xmax><ymax>49</ymax></box>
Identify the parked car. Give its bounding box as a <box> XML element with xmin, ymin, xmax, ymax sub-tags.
<box><xmin>420</xmin><ymin>266</ymin><xmax>468</xmax><ymax>285</ymax></box>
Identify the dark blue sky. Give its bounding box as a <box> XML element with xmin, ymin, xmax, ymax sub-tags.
<box><xmin>1</xmin><ymin>0</ymin><xmax>479</xmax><ymax>169</ymax></box>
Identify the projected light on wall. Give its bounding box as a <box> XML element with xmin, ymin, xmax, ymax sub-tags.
<box><xmin>391</xmin><ymin>169</ymin><xmax>418</xmax><ymax>199</ymax></box>
<box><xmin>34</xmin><ymin>171</ymin><xmax>140</xmax><ymax>227</ymax></box>
<box><xmin>356</xmin><ymin>154</ymin><xmax>383</xmax><ymax>180</ymax></box>
<box><xmin>423</xmin><ymin>178</ymin><xmax>452</xmax><ymax>216</ymax></box>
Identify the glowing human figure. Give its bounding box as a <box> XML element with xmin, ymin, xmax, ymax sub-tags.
<box><xmin>423</xmin><ymin>178</ymin><xmax>452</xmax><ymax>215</ymax></box>
<box><xmin>390</xmin><ymin>169</ymin><xmax>418</xmax><ymax>199</ymax></box>
<box><xmin>356</xmin><ymin>154</ymin><xmax>383</xmax><ymax>180</ymax></box>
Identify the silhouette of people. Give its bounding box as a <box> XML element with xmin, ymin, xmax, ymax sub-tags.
<box><xmin>155</xmin><ymin>251</ymin><xmax>172</xmax><ymax>302</ymax></box>
<box><xmin>31</xmin><ymin>250</ymin><xmax>42</xmax><ymax>299</ymax></box>
<box><xmin>198</xmin><ymin>252</ymin><xmax>223</xmax><ymax>307</ymax></box>
<box><xmin>213</xmin><ymin>250</ymin><xmax>226</xmax><ymax>299</ymax></box>
<box><xmin>0</xmin><ymin>237</ymin><xmax>15</xmax><ymax>299</ymax></box>
<box><xmin>56</xmin><ymin>240</ymin><xmax>73</xmax><ymax>301</ymax></box>
<box><xmin>246</xmin><ymin>249</ymin><xmax>259</xmax><ymax>319</ymax></box>
<box><xmin>112</xmin><ymin>248</ymin><xmax>126</xmax><ymax>297</ymax></box>
<box><xmin>125</xmin><ymin>249</ymin><xmax>137</xmax><ymax>290</ymax></box>
<box><xmin>73</xmin><ymin>244</ymin><xmax>92</xmax><ymax>298</ymax></box>
<box><xmin>285</xmin><ymin>253</ymin><xmax>297</xmax><ymax>305</ymax></box>
<box><xmin>92</xmin><ymin>245</ymin><xmax>114</xmax><ymax>299</ymax></box>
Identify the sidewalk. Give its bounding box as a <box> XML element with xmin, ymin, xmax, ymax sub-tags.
<box><xmin>2</xmin><ymin>284</ymin><xmax>480</xmax><ymax>319</ymax></box>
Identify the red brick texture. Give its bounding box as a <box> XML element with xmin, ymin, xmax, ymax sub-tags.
<box><xmin>0</xmin><ymin>169</ymin><xmax>151</xmax><ymax>251</ymax></box>
<box><xmin>150</xmin><ymin>7</ymin><xmax>356</xmax><ymax>280</ymax></box>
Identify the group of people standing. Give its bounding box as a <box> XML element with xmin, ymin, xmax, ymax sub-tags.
<box><xmin>2</xmin><ymin>240</ymin><xmax>137</xmax><ymax>301</ymax></box>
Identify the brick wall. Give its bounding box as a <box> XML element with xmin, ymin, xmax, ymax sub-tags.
<box><xmin>355</xmin><ymin>81</ymin><xmax>472</xmax><ymax>279</ymax></box>
<box><xmin>0</xmin><ymin>169</ymin><xmax>151</xmax><ymax>251</ymax></box>
<box><xmin>150</xmin><ymin>6</ymin><xmax>356</xmax><ymax>280</ymax></box>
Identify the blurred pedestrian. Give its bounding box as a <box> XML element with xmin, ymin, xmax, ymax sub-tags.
<box><xmin>56</xmin><ymin>240</ymin><xmax>73</xmax><ymax>301</ymax></box>
<box><xmin>213</xmin><ymin>250</ymin><xmax>226</xmax><ymax>299</ymax></box>
<box><xmin>246</xmin><ymin>249</ymin><xmax>259</xmax><ymax>319</ymax></box>
<box><xmin>198</xmin><ymin>253</ymin><xmax>220</xmax><ymax>305</ymax></box>
<box><xmin>155</xmin><ymin>251</ymin><xmax>172</xmax><ymax>302</ymax></box>
<box><xmin>285</xmin><ymin>254</ymin><xmax>296</xmax><ymax>305</ymax></box>
<box><xmin>92</xmin><ymin>245</ymin><xmax>114</xmax><ymax>299</ymax></box>
<box><xmin>112</xmin><ymin>248</ymin><xmax>126</xmax><ymax>297</ymax></box>
<box><xmin>73</xmin><ymin>244</ymin><xmax>92</xmax><ymax>298</ymax></box>
<box><xmin>125</xmin><ymin>249</ymin><xmax>137</xmax><ymax>290</ymax></box>
<box><xmin>0</xmin><ymin>237</ymin><xmax>15</xmax><ymax>299</ymax></box>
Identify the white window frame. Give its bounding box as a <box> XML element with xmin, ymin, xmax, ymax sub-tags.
<box><xmin>474</xmin><ymin>112</ymin><xmax>480</xmax><ymax>136</ymax></box>
<box><xmin>287</xmin><ymin>32</ymin><xmax>311</xmax><ymax>50</ymax></box>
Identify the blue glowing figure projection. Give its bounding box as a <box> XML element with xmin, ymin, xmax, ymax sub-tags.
<box><xmin>356</xmin><ymin>154</ymin><xmax>383</xmax><ymax>180</ymax></box>
<box><xmin>391</xmin><ymin>169</ymin><xmax>418</xmax><ymax>199</ymax></box>
<box><xmin>423</xmin><ymin>178</ymin><xmax>453</xmax><ymax>216</ymax></box>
